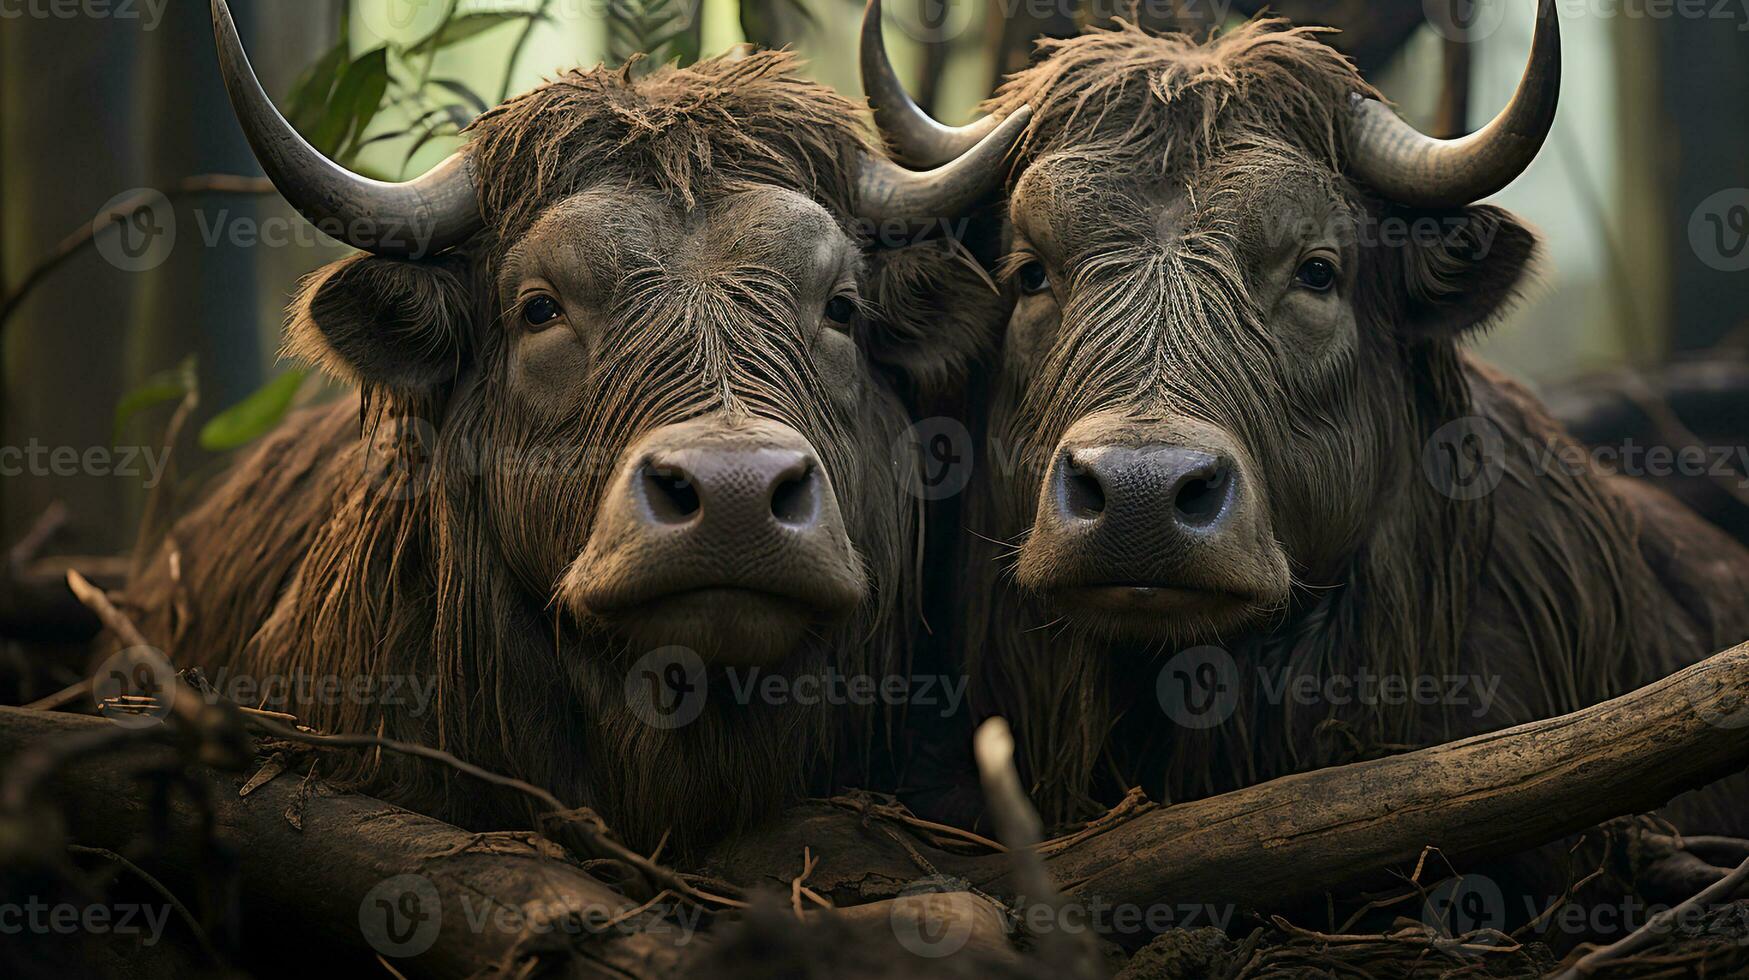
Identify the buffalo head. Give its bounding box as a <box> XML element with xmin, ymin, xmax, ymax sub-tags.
<box><xmin>205</xmin><ymin>0</ymin><xmax>1025</xmax><ymax>848</ymax></box>
<box><xmin>215</xmin><ymin>0</ymin><xmax>1027</xmax><ymax>666</ymax></box>
<box><xmin>866</xmin><ymin>0</ymin><xmax>1555</xmax><ymax>644</ymax></box>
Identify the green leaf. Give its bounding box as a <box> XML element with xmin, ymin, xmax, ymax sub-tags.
<box><xmin>405</xmin><ymin>12</ymin><xmax>532</xmax><ymax>57</ymax></box>
<box><xmin>402</xmin><ymin>118</ymin><xmax>465</xmax><ymax>171</ymax></box>
<box><xmin>428</xmin><ymin>77</ymin><xmax>488</xmax><ymax>116</ymax></box>
<box><xmin>740</xmin><ymin>0</ymin><xmax>817</xmax><ymax>49</ymax></box>
<box><xmin>113</xmin><ymin>357</ymin><xmax>197</xmax><ymax>445</ymax></box>
<box><xmin>198</xmin><ymin>370</ymin><xmax>310</xmax><ymax>453</ymax></box>
<box><xmin>607</xmin><ymin>0</ymin><xmax>702</xmax><ymax>72</ymax></box>
<box><xmin>287</xmin><ymin>40</ymin><xmax>349</xmax><ymax>134</ymax></box>
<box><xmin>341</xmin><ymin>47</ymin><xmax>392</xmax><ymax>161</ymax></box>
<box><xmin>311</xmin><ymin>46</ymin><xmax>388</xmax><ymax>158</ymax></box>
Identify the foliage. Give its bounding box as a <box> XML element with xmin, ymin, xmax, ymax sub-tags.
<box><xmin>198</xmin><ymin>369</ymin><xmax>311</xmax><ymax>452</ymax></box>
<box><xmin>112</xmin><ymin>356</ymin><xmax>197</xmax><ymax>445</ymax></box>
<box><xmin>737</xmin><ymin>0</ymin><xmax>817</xmax><ymax>53</ymax></box>
<box><xmin>607</xmin><ymin>0</ymin><xmax>704</xmax><ymax>73</ymax></box>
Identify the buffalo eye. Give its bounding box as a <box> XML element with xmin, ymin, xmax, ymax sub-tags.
<box><xmin>1294</xmin><ymin>257</ymin><xmax>1337</xmax><ymax>292</ymax></box>
<box><xmin>1017</xmin><ymin>260</ymin><xmax>1050</xmax><ymax>296</ymax></box>
<box><xmin>824</xmin><ymin>295</ymin><xmax>857</xmax><ymax>326</ymax></box>
<box><xmin>522</xmin><ymin>294</ymin><xmax>563</xmax><ymax>328</ymax></box>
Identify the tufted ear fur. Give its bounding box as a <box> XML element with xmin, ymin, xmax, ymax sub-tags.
<box><xmin>862</xmin><ymin>238</ymin><xmax>1009</xmax><ymax>401</ymax></box>
<box><xmin>286</xmin><ymin>253</ymin><xmax>475</xmax><ymax>393</ymax></box>
<box><xmin>1383</xmin><ymin>204</ymin><xmax>1541</xmax><ymax>342</ymax></box>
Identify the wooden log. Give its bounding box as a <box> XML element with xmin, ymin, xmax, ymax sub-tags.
<box><xmin>709</xmin><ymin>640</ymin><xmax>1749</xmax><ymax>928</ymax></box>
<box><xmin>11</xmin><ymin>636</ymin><xmax>1749</xmax><ymax>966</ymax></box>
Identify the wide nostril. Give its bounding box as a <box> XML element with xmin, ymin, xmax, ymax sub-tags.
<box><xmin>640</xmin><ymin>462</ymin><xmax>700</xmax><ymax>525</ymax></box>
<box><xmin>1058</xmin><ymin>452</ymin><xmax>1107</xmax><ymax>520</ymax></box>
<box><xmin>770</xmin><ymin>459</ymin><xmax>821</xmax><ymax>527</ymax></box>
<box><xmin>1173</xmin><ymin>459</ymin><xmax>1233</xmax><ymax>528</ymax></box>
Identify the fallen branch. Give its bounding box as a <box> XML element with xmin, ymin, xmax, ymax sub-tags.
<box><xmin>0</xmin><ymin>707</ymin><xmax>696</xmax><ymax>980</ymax></box>
<box><xmin>709</xmin><ymin>639</ymin><xmax>1749</xmax><ymax>934</ymax></box>
<box><xmin>63</xmin><ymin>569</ymin><xmax>741</xmax><ymax>912</ymax></box>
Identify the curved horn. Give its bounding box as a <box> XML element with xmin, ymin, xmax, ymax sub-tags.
<box><xmin>1347</xmin><ymin>0</ymin><xmax>1560</xmax><ymax>208</ymax></box>
<box><xmin>856</xmin><ymin>106</ymin><xmax>1031</xmax><ymax>225</ymax></box>
<box><xmin>860</xmin><ymin>0</ymin><xmax>1001</xmax><ymax>168</ymax></box>
<box><xmin>211</xmin><ymin>0</ymin><xmax>482</xmax><ymax>257</ymax></box>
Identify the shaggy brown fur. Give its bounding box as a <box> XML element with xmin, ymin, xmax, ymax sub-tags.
<box><xmin>123</xmin><ymin>50</ymin><xmax>994</xmax><ymax>857</ymax></box>
<box><xmin>932</xmin><ymin>19</ymin><xmax>1749</xmax><ymax>829</ymax></box>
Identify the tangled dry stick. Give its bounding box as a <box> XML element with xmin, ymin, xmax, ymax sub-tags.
<box><xmin>7</xmin><ymin>577</ymin><xmax>1749</xmax><ymax>975</ymax></box>
<box><xmin>0</xmin><ymin>707</ymin><xmax>690</xmax><ymax>979</ymax></box>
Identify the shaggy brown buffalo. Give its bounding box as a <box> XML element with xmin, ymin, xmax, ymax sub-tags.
<box><xmin>864</xmin><ymin>0</ymin><xmax>1749</xmax><ymax>834</ymax></box>
<box><xmin>117</xmin><ymin>0</ymin><xmax>1027</xmax><ymax>856</ymax></box>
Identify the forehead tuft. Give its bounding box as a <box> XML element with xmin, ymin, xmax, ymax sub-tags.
<box><xmin>500</xmin><ymin>185</ymin><xmax>856</xmax><ymax>307</ymax></box>
<box><xmin>987</xmin><ymin>18</ymin><xmax>1371</xmax><ymax>175</ymax></box>
<box><xmin>466</xmin><ymin>50</ymin><xmax>869</xmax><ymax>253</ymax></box>
<box><xmin>1013</xmin><ymin>137</ymin><xmax>1354</xmax><ymax>268</ymax></box>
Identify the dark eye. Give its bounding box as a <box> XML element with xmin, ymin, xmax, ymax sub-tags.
<box><xmin>1294</xmin><ymin>257</ymin><xmax>1337</xmax><ymax>292</ymax></box>
<box><xmin>522</xmin><ymin>295</ymin><xmax>562</xmax><ymax>327</ymax></box>
<box><xmin>1017</xmin><ymin>260</ymin><xmax>1050</xmax><ymax>295</ymax></box>
<box><xmin>824</xmin><ymin>295</ymin><xmax>857</xmax><ymax>326</ymax></box>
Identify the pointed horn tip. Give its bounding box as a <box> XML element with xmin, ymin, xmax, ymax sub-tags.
<box><xmin>1345</xmin><ymin>0</ymin><xmax>1558</xmax><ymax>206</ymax></box>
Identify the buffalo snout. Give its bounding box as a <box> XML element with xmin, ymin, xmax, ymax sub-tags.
<box><xmin>1016</xmin><ymin>412</ymin><xmax>1290</xmax><ymax>640</ymax></box>
<box><xmin>566</xmin><ymin>416</ymin><xmax>866</xmax><ymax>665</ymax></box>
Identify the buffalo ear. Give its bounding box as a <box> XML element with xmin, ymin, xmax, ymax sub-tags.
<box><xmin>287</xmin><ymin>253</ymin><xmax>473</xmax><ymax>393</ymax></box>
<box><xmin>862</xmin><ymin>238</ymin><xmax>1006</xmax><ymax>400</ymax></box>
<box><xmin>1392</xmin><ymin>204</ymin><xmax>1540</xmax><ymax>341</ymax></box>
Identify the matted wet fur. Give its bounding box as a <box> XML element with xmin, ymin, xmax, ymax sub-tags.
<box><xmin>122</xmin><ymin>50</ymin><xmax>999</xmax><ymax>857</ymax></box>
<box><xmin>935</xmin><ymin>19</ymin><xmax>1749</xmax><ymax>828</ymax></box>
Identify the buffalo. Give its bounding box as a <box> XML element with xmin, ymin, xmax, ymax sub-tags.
<box><xmin>118</xmin><ymin>0</ymin><xmax>1027</xmax><ymax>856</ymax></box>
<box><xmin>863</xmin><ymin>0</ymin><xmax>1749</xmax><ymax>839</ymax></box>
